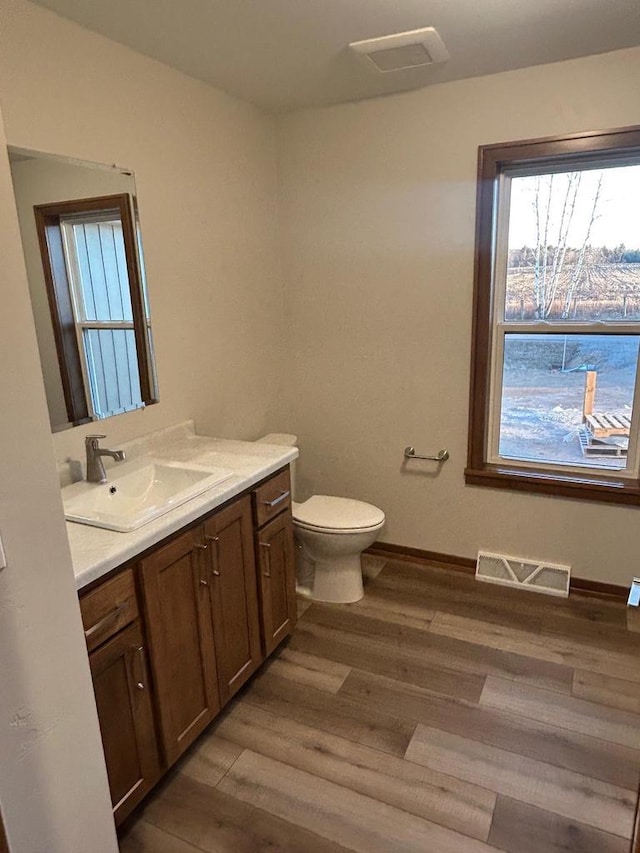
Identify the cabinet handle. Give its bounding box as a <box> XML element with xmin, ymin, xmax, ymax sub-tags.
<box><xmin>262</xmin><ymin>490</ymin><xmax>290</xmax><ymax>508</ymax></box>
<box><xmin>193</xmin><ymin>543</ymin><xmax>208</xmax><ymax>551</ymax></box>
<box><xmin>134</xmin><ymin>645</ymin><xmax>147</xmax><ymax>691</ymax></box>
<box><xmin>205</xmin><ymin>534</ymin><xmax>221</xmax><ymax>576</ymax></box>
<box><xmin>84</xmin><ymin>602</ymin><xmax>126</xmax><ymax>641</ymax></box>
<box><xmin>259</xmin><ymin>542</ymin><xmax>271</xmax><ymax>578</ymax></box>
<box><xmin>200</xmin><ymin>577</ymin><xmax>209</xmax><ymax>587</ymax></box>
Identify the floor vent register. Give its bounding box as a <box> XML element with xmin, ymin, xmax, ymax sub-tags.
<box><xmin>476</xmin><ymin>551</ymin><xmax>570</xmax><ymax>598</ymax></box>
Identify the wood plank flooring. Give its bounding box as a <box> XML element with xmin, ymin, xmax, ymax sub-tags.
<box><xmin>119</xmin><ymin>557</ymin><xmax>640</xmax><ymax>853</ymax></box>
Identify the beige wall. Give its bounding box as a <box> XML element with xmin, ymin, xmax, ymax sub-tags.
<box><xmin>0</xmin><ymin>109</ymin><xmax>118</xmax><ymax>851</ymax></box>
<box><xmin>0</xmin><ymin>0</ymin><xmax>289</xmax><ymax>470</ymax></box>
<box><xmin>277</xmin><ymin>47</ymin><xmax>640</xmax><ymax>586</ymax></box>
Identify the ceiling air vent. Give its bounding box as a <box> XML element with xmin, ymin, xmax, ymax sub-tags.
<box><xmin>349</xmin><ymin>27</ymin><xmax>449</xmax><ymax>73</ymax></box>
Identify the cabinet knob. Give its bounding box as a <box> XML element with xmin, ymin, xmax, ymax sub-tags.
<box><xmin>136</xmin><ymin>681</ymin><xmax>145</xmax><ymax>691</ymax></box>
<box><xmin>205</xmin><ymin>534</ymin><xmax>220</xmax><ymax>543</ymax></box>
<box><xmin>212</xmin><ymin>568</ymin><xmax>221</xmax><ymax>577</ymax></box>
<box><xmin>200</xmin><ymin>578</ymin><xmax>209</xmax><ymax>587</ymax></box>
<box><xmin>259</xmin><ymin>542</ymin><xmax>271</xmax><ymax>549</ymax></box>
<box><xmin>193</xmin><ymin>543</ymin><xmax>208</xmax><ymax>551</ymax></box>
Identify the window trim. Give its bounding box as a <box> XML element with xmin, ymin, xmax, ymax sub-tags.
<box><xmin>34</xmin><ymin>194</ymin><xmax>156</xmax><ymax>425</ymax></box>
<box><xmin>465</xmin><ymin>124</ymin><xmax>640</xmax><ymax>506</ymax></box>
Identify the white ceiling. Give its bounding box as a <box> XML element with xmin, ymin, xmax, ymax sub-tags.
<box><xmin>29</xmin><ymin>0</ymin><xmax>640</xmax><ymax>113</ymax></box>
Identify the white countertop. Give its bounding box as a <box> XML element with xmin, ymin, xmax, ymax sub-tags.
<box><xmin>66</xmin><ymin>423</ymin><xmax>298</xmax><ymax>590</ymax></box>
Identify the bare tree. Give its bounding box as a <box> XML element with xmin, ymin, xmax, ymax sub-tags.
<box><xmin>532</xmin><ymin>172</ymin><xmax>582</xmax><ymax>318</ymax></box>
<box><xmin>561</xmin><ymin>174</ymin><xmax>603</xmax><ymax>319</ymax></box>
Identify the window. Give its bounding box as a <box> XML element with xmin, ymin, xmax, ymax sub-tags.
<box><xmin>34</xmin><ymin>194</ymin><xmax>156</xmax><ymax>425</ymax></box>
<box><xmin>466</xmin><ymin>126</ymin><xmax>640</xmax><ymax>505</ymax></box>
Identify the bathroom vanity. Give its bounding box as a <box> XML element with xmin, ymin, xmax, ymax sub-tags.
<box><xmin>70</xmin><ymin>427</ymin><xmax>297</xmax><ymax>826</ymax></box>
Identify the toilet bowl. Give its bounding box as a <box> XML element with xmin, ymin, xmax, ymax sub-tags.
<box><xmin>256</xmin><ymin>434</ymin><xmax>385</xmax><ymax>604</ymax></box>
<box><xmin>293</xmin><ymin>496</ymin><xmax>385</xmax><ymax>603</ymax></box>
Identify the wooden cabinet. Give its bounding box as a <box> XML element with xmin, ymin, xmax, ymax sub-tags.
<box><xmin>140</xmin><ymin>496</ymin><xmax>263</xmax><ymax>761</ymax></box>
<box><xmin>80</xmin><ymin>568</ymin><xmax>160</xmax><ymax>826</ymax></box>
<box><xmin>80</xmin><ymin>465</ymin><xmax>295</xmax><ymax>826</ymax></box>
<box><xmin>203</xmin><ymin>496</ymin><xmax>262</xmax><ymax>704</ymax></box>
<box><xmin>139</xmin><ymin>528</ymin><xmax>220</xmax><ymax>766</ymax></box>
<box><xmin>253</xmin><ymin>470</ymin><xmax>297</xmax><ymax>655</ymax></box>
<box><xmin>256</xmin><ymin>511</ymin><xmax>296</xmax><ymax>655</ymax></box>
<box><xmin>89</xmin><ymin>622</ymin><xmax>160</xmax><ymax>824</ymax></box>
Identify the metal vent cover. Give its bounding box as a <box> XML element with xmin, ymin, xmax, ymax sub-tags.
<box><xmin>476</xmin><ymin>551</ymin><xmax>570</xmax><ymax>598</ymax></box>
<box><xmin>349</xmin><ymin>27</ymin><xmax>449</xmax><ymax>73</ymax></box>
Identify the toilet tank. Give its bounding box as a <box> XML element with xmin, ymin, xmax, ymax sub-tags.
<box><xmin>255</xmin><ymin>433</ymin><xmax>298</xmax><ymax>499</ymax></box>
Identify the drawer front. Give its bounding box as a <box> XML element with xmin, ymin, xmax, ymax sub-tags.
<box><xmin>80</xmin><ymin>568</ymin><xmax>138</xmax><ymax>652</ymax></box>
<box><xmin>252</xmin><ymin>468</ymin><xmax>291</xmax><ymax>528</ymax></box>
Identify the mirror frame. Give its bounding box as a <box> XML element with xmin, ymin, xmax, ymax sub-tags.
<box><xmin>7</xmin><ymin>145</ymin><xmax>159</xmax><ymax>434</ymax></box>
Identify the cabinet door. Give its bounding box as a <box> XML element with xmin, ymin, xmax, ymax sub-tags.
<box><xmin>89</xmin><ymin>621</ymin><xmax>160</xmax><ymax>825</ymax></box>
<box><xmin>204</xmin><ymin>496</ymin><xmax>263</xmax><ymax>704</ymax></box>
<box><xmin>139</xmin><ymin>529</ymin><xmax>220</xmax><ymax>766</ymax></box>
<box><xmin>256</xmin><ymin>511</ymin><xmax>297</xmax><ymax>656</ymax></box>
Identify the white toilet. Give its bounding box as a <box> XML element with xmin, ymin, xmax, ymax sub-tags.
<box><xmin>257</xmin><ymin>434</ymin><xmax>385</xmax><ymax>604</ymax></box>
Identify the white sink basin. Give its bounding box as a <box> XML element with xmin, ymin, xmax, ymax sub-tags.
<box><xmin>63</xmin><ymin>459</ymin><xmax>234</xmax><ymax>532</ymax></box>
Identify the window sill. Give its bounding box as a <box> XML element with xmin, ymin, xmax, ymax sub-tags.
<box><xmin>464</xmin><ymin>464</ymin><xmax>640</xmax><ymax>506</ymax></box>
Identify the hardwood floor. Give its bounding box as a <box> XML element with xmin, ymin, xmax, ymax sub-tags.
<box><xmin>119</xmin><ymin>557</ymin><xmax>640</xmax><ymax>853</ymax></box>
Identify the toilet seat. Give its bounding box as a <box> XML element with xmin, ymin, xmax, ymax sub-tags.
<box><xmin>293</xmin><ymin>495</ymin><xmax>385</xmax><ymax>534</ymax></box>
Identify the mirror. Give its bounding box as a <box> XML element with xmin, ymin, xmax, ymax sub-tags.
<box><xmin>8</xmin><ymin>147</ymin><xmax>158</xmax><ymax>433</ymax></box>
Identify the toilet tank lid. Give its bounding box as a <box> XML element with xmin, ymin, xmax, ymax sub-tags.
<box><xmin>294</xmin><ymin>495</ymin><xmax>385</xmax><ymax>530</ymax></box>
<box><xmin>256</xmin><ymin>433</ymin><xmax>298</xmax><ymax>446</ymax></box>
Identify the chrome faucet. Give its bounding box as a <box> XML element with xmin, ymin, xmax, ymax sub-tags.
<box><xmin>85</xmin><ymin>434</ymin><xmax>126</xmax><ymax>484</ymax></box>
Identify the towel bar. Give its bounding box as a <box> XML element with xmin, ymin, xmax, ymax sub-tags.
<box><xmin>403</xmin><ymin>446</ymin><xmax>449</xmax><ymax>462</ymax></box>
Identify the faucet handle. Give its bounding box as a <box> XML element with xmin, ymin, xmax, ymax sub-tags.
<box><xmin>85</xmin><ymin>434</ymin><xmax>106</xmax><ymax>451</ymax></box>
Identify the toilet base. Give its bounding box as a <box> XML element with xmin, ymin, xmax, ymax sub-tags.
<box><xmin>311</xmin><ymin>553</ymin><xmax>364</xmax><ymax>604</ymax></box>
<box><xmin>293</xmin><ymin>518</ymin><xmax>384</xmax><ymax>605</ymax></box>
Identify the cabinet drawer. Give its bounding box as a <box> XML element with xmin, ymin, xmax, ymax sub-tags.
<box><xmin>252</xmin><ymin>468</ymin><xmax>291</xmax><ymax>528</ymax></box>
<box><xmin>80</xmin><ymin>568</ymin><xmax>138</xmax><ymax>653</ymax></box>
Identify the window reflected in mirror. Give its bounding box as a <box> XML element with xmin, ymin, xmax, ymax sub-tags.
<box><xmin>8</xmin><ymin>148</ymin><xmax>158</xmax><ymax>432</ymax></box>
